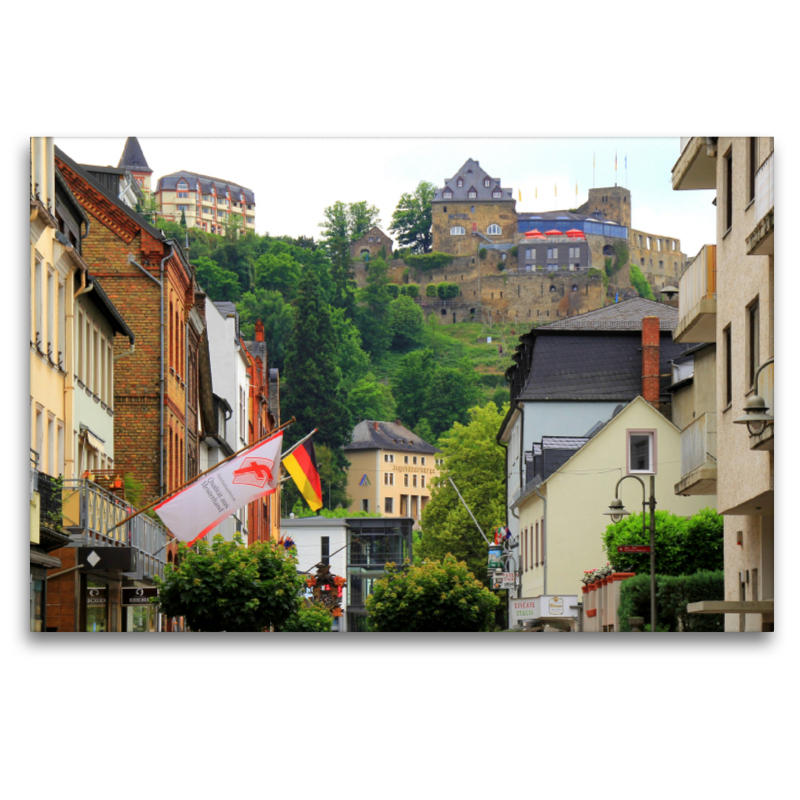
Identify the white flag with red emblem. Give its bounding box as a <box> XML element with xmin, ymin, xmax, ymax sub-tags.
<box><xmin>154</xmin><ymin>431</ymin><xmax>283</xmax><ymax>544</ymax></box>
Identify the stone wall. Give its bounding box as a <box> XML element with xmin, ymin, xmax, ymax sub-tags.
<box><xmin>431</xmin><ymin>199</ymin><xmax>517</xmax><ymax>254</ymax></box>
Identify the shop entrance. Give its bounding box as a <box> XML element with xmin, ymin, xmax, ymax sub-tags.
<box><xmin>86</xmin><ymin>582</ymin><xmax>108</xmax><ymax>632</ymax></box>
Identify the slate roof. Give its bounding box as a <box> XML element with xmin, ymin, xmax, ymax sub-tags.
<box><xmin>344</xmin><ymin>420</ymin><xmax>440</xmax><ymax>454</ymax></box>
<box><xmin>213</xmin><ymin>301</ymin><xmax>240</xmax><ymax>341</ymax></box>
<box><xmin>516</xmin><ymin>332</ymin><xmax>684</xmax><ymax>401</ymax></box>
<box><xmin>433</xmin><ymin>158</ymin><xmax>513</xmax><ymax>203</ymax></box>
<box><xmin>541</xmin><ymin>297</ymin><xmax>678</xmax><ymax>330</ymax></box>
<box><xmin>156</xmin><ymin>170</ymin><xmax>255</xmax><ymax>204</ymax></box>
<box><xmin>117</xmin><ymin>137</ymin><xmax>152</xmax><ymax>173</ymax></box>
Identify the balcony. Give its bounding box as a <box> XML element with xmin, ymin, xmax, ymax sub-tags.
<box><xmin>673</xmin><ymin>245</ymin><xmax>716</xmax><ymax>344</ymax></box>
<box><xmin>61</xmin><ymin>478</ymin><xmax>168</xmax><ymax>580</ymax></box>
<box><xmin>675</xmin><ymin>412</ymin><xmax>717</xmax><ymax>496</ymax></box>
<box><xmin>747</xmin><ymin>151</ymin><xmax>774</xmax><ymax>256</ymax></box>
<box><xmin>749</xmin><ymin>361</ymin><xmax>774</xmax><ymax>452</ymax></box>
<box><xmin>672</xmin><ymin>137</ymin><xmax>717</xmax><ymax>191</ymax></box>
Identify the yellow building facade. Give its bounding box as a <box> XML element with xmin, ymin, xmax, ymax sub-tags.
<box><xmin>344</xmin><ymin>421</ymin><xmax>440</xmax><ymax>523</ymax></box>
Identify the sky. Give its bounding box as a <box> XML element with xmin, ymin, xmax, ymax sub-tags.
<box><xmin>56</xmin><ymin>137</ymin><xmax>718</xmax><ymax>258</ymax></box>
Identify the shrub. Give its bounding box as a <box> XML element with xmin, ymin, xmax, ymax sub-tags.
<box><xmin>630</xmin><ymin>264</ymin><xmax>655</xmax><ymax>300</ymax></box>
<box><xmin>437</xmin><ymin>282</ymin><xmax>460</xmax><ymax>300</ymax></box>
<box><xmin>387</xmin><ymin>283</ymin><xmax>400</xmax><ymax>298</ymax></box>
<box><xmin>587</xmin><ymin>267</ymin><xmax>603</xmax><ymax>277</ymax></box>
<box><xmin>425</xmin><ymin>283</ymin><xmax>438</xmax><ymax>298</ymax></box>
<box><xmin>402</xmin><ymin>283</ymin><xmax>420</xmax><ymax>299</ymax></box>
<box><xmin>403</xmin><ymin>252</ymin><xmax>455</xmax><ymax>272</ymax></box>
<box><xmin>509</xmin><ymin>246</ymin><xmax>518</xmax><ymax>258</ymax></box>
<box><xmin>280</xmin><ymin>602</ymin><xmax>334</xmax><ymax>632</ymax></box>
<box><xmin>617</xmin><ymin>571</ymin><xmax>725</xmax><ymax>632</ymax></box>
<box><xmin>479</xmin><ymin>248</ymin><xmax>487</xmax><ymax>260</ymax></box>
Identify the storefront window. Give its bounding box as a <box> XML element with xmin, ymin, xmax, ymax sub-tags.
<box><xmin>86</xmin><ymin>581</ymin><xmax>107</xmax><ymax>632</ymax></box>
<box><xmin>126</xmin><ymin>605</ymin><xmax>157</xmax><ymax>632</ymax></box>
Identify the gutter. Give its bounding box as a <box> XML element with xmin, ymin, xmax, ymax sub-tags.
<box><xmin>533</xmin><ymin>482</ymin><xmax>548</xmax><ymax>596</ymax></box>
<box><xmin>159</xmin><ymin>243</ymin><xmax>174</xmax><ymax>496</ymax></box>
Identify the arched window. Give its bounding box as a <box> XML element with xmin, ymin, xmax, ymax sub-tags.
<box><xmin>603</xmin><ymin>244</ymin><xmax>614</xmax><ymax>256</ymax></box>
<box><xmin>487</xmin><ymin>224</ymin><xmax>501</xmax><ymax>235</ymax></box>
<box><xmin>440</xmin><ymin>308</ymin><xmax>447</xmax><ymax>316</ymax></box>
<box><xmin>450</xmin><ymin>226</ymin><xmax>465</xmax><ymax>235</ymax></box>
<box><xmin>572</xmin><ymin>284</ymin><xmax>579</xmax><ymax>292</ymax></box>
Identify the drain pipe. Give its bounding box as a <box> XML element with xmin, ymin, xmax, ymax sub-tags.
<box><xmin>184</xmin><ymin>318</ymin><xmax>189</xmax><ymax>483</ymax></box>
<box><xmin>533</xmin><ymin>482</ymin><xmax>547</xmax><ymax>596</ymax></box>
<box><xmin>159</xmin><ymin>243</ymin><xmax>174</xmax><ymax>497</ymax></box>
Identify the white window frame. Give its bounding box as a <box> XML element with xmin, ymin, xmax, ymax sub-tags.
<box><xmin>443</xmin><ymin>189</ymin><xmax>452</xmax><ymax>199</ymax></box>
<box><xmin>450</xmin><ymin>226</ymin><xmax>465</xmax><ymax>236</ymax></box>
<box><xmin>493</xmin><ymin>189</ymin><xmax>502</xmax><ymax>198</ymax></box>
<box><xmin>468</xmin><ymin>189</ymin><xmax>477</xmax><ymax>199</ymax></box>
<box><xmin>484</xmin><ymin>178</ymin><xmax>490</xmax><ymax>187</ymax></box>
<box><xmin>626</xmin><ymin>429</ymin><xmax>657</xmax><ymax>475</ymax></box>
<box><xmin>487</xmin><ymin>224</ymin><xmax>501</xmax><ymax>235</ymax></box>
<box><xmin>384</xmin><ymin>453</ymin><xmax>394</xmax><ymax>463</ymax></box>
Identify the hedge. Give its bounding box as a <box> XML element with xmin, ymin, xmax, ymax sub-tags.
<box><xmin>425</xmin><ymin>283</ymin><xmax>438</xmax><ymax>298</ymax></box>
<box><xmin>387</xmin><ymin>283</ymin><xmax>399</xmax><ymax>298</ymax></box>
<box><xmin>617</xmin><ymin>570</ymin><xmax>725</xmax><ymax>632</ymax></box>
<box><xmin>437</xmin><ymin>282</ymin><xmax>460</xmax><ymax>300</ymax></box>
<box><xmin>401</xmin><ymin>283</ymin><xmax>420</xmax><ymax>298</ymax></box>
<box><xmin>403</xmin><ymin>252</ymin><xmax>455</xmax><ymax>272</ymax></box>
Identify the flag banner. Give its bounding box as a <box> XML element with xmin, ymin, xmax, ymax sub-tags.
<box><xmin>518</xmin><ymin>189</ymin><xmax>522</xmax><ymax>202</ymax></box>
<box><xmin>154</xmin><ymin>431</ymin><xmax>283</xmax><ymax>544</ymax></box>
<box><xmin>283</xmin><ymin>438</ymin><xmax>323</xmax><ymax>511</ymax></box>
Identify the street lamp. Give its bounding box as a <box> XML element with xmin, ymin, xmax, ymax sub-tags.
<box><xmin>733</xmin><ymin>358</ymin><xmax>774</xmax><ymax>435</ymax></box>
<box><xmin>603</xmin><ymin>474</ymin><xmax>657</xmax><ymax>633</ymax></box>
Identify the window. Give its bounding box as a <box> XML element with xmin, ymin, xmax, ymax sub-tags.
<box><xmin>468</xmin><ymin>188</ymin><xmax>477</xmax><ymax>199</ymax></box>
<box><xmin>487</xmin><ymin>223</ymin><xmax>501</xmax><ymax>235</ymax></box>
<box><xmin>404</xmin><ymin>455</ymin><xmax>409</xmax><ymax>464</ymax></box>
<box><xmin>384</xmin><ymin>473</ymin><xmax>394</xmax><ymax>486</ymax></box>
<box><xmin>627</xmin><ymin>430</ymin><xmax>656</xmax><ymax>474</ymax></box>
<box><xmin>725</xmin><ymin>149</ymin><xmax>733</xmax><ymax>232</ymax></box>
<box><xmin>457</xmin><ymin>177</ymin><xmax>463</xmax><ymax>187</ymax></box>
<box><xmin>404</xmin><ymin>474</ymin><xmax>409</xmax><ymax>487</ymax></box>
<box><xmin>484</xmin><ymin>178</ymin><xmax>490</xmax><ymax>187</ymax></box>
<box><xmin>412</xmin><ymin>456</ymin><xmax>417</xmax><ymax>465</ymax></box>
<box><xmin>450</xmin><ymin>226</ymin><xmax>465</xmax><ymax>235</ymax></box>
<box><xmin>47</xmin><ymin>268</ymin><xmax>54</xmax><ymax>354</ymax></box>
<box><xmin>177</xmin><ymin>180</ymin><xmax>188</xmax><ymax>190</ymax></box>
<box><xmin>748</xmin><ymin>137</ymin><xmax>758</xmax><ymax>205</ymax></box>
<box><xmin>177</xmin><ymin>204</ymin><xmax>189</xmax><ymax>212</ymax></box>
<box><xmin>321</xmin><ymin>536</ymin><xmax>330</xmax><ymax>566</ymax></box>
<box><xmin>385</xmin><ymin>497</ymin><xmax>394</xmax><ymax>513</ymax></box>
<box><xmin>362</xmin><ymin>499</ymin><xmax>369</xmax><ymax>512</ymax></box>
<box><xmin>748</xmin><ymin>299</ymin><xmax>760</xmax><ymax>390</ymax></box>
<box><xmin>492</xmin><ymin>189</ymin><xmax>502</xmax><ymax>198</ymax></box>
<box><xmin>412</xmin><ymin>474</ymin><xmax>418</xmax><ymax>488</ymax></box>
<box><xmin>178</xmin><ymin>192</ymin><xmax>188</xmax><ymax>198</ymax></box>
<box><xmin>384</xmin><ymin>454</ymin><xmax>394</xmax><ymax>463</ymax></box>
<box><xmin>421</xmin><ymin>475</ymin><xmax>425</xmax><ymax>488</ymax></box>
<box><xmin>421</xmin><ymin>457</ymin><xmax>426</xmax><ymax>466</ymax></box>
<box><xmin>724</xmin><ymin>324</ymin><xmax>732</xmax><ymax>406</ymax></box>
<box><xmin>57</xmin><ymin>280</ymin><xmax>65</xmax><ymax>366</ymax></box>
<box><xmin>443</xmin><ymin>189</ymin><xmax>452</xmax><ymax>199</ymax></box>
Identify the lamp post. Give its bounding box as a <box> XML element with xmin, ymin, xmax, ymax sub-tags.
<box><xmin>733</xmin><ymin>357</ymin><xmax>774</xmax><ymax>435</ymax></box>
<box><xmin>604</xmin><ymin>475</ymin><xmax>657</xmax><ymax>633</ymax></box>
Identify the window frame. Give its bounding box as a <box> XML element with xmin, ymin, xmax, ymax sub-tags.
<box><xmin>626</xmin><ymin>429</ymin><xmax>657</xmax><ymax>475</ymax></box>
<box><xmin>748</xmin><ymin>298</ymin><xmax>760</xmax><ymax>391</ymax></box>
<box><xmin>450</xmin><ymin>225</ymin><xmax>465</xmax><ymax>236</ymax></box>
<box><xmin>487</xmin><ymin>223</ymin><xmax>502</xmax><ymax>235</ymax></box>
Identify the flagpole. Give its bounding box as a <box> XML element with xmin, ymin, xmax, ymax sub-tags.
<box><xmin>107</xmin><ymin>417</ymin><xmax>297</xmax><ymax>532</ymax></box>
<box><xmin>279</xmin><ymin>428</ymin><xmax>318</xmax><ymax>463</ymax></box>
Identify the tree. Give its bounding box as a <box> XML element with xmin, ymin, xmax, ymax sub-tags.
<box><xmin>282</xmin><ymin>443</ymin><xmax>349</xmax><ymax>514</ymax></box>
<box><xmin>629</xmin><ymin>264</ymin><xmax>656</xmax><ymax>300</ymax></box>
<box><xmin>347</xmin><ymin>201</ymin><xmax>381</xmax><ymax>242</ymax></box>
<box><xmin>237</xmin><ymin>288</ymin><xmax>294</xmax><ymax>370</ymax></box>
<box><xmin>422</xmin><ymin>362</ymin><xmax>481</xmax><ymax>439</ymax></box>
<box><xmin>348</xmin><ymin>374</ymin><xmax>397</xmax><ymax>423</ymax></box>
<box><xmin>282</xmin><ymin>269</ymin><xmax>352</xmax><ymax>453</ymax></box>
<box><xmin>390</xmin><ymin>348</ymin><xmax>437</xmax><ymax>429</ymax></box>
<box><xmin>280</xmin><ymin>602</ymin><xmax>334</xmax><ymax>632</ymax></box>
<box><xmin>254</xmin><ymin>250</ymin><xmax>302</xmax><ymax>301</ymax></box>
<box><xmin>389</xmin><ymin>180</ymin><xmax>436</xmax><ymax>254</ymax></box>
<box><xmin>388</xmin><ymin>294</ymin><xmax>424</xmax><ymax>351</ymax></box>
<box><xmin>153</xmin><ymin>535</ymin><xmax>304</xmax><ymax>632</ymax></box>
<box><xmin>179</xmin><ymin>209</ymin><xmax>187</xmax><ymax>228</ymax></box>
<box><xmin>329</xmin><ymin>307</ymin><xmax>371</xmax><ymax>386</ymax></box>
<box><xmin>417</xmin><ymin>403</ymin><xmax>507</xmax><ymax>582</ymax></box>
<box><xmin>412</xmin><ymin>418</ymin><xmax>437</xmax><ymax>446</ymax></box>
<box><xmin>319</xmin><ymin>201</ymin><xmax>357</xmax><ymax>317</ymax></box>
<box><xmin>357</xmin><ymin>257</ymin><xmax>393</xmax><ymax>361</ymax></box>
<box><xmin>602</xmin><ymin>507</ymin><xmax>723</xmax><ymax>576</ymax></box>
<box><xmin>366</xmin><ymin>555</ymin><xmax>499</xmax><ymax>632</ymax></box>
<box><xmin>194</xmin><ymin>256</ymin><xmax>241</xmax><ymax>301</ymax></box>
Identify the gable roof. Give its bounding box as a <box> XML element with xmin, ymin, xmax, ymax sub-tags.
<box><xmin>433</xmin><ymin>158</ymin><xmax>514</xmax><ymax>203</ymax></box>
<box><xmin>117</xmin><ymin>137</ymin><xmax>152</xmax><ymax>173</ymax></box>
<box><xmin>344</xmin><ymin>420</ymin><xmax>440</xmax><ymax>454</ymax></box>
<box><xmin>541</xmin><ymin>297</ymin><xmax>678</xmax><ymax>330</ymax></box>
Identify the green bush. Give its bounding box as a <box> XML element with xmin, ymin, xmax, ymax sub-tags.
<box><xmin>280</xmin><ymin>602</ymin><xmax>335</xmax><ymax>632</ymax></box>
<box><xmin>403</xmin><ymin>252</ymin><xmax>455</xmax><ymax>272</ymax></box>
<box><xmin>401</xmin><ymin>283</ymin><xmax>420</xmax><ymax>298</ymax></box>
<box><xmin>437</xmin><ymin>282</ymin><xmax>460</xmax><ymax>300</ymax></box>
<box><xmin>425</xmin><ymin>283</ymin><xmax>438</xmax><ymax>298</ymax></box>
<box><xmin>387</xmin><ymin>283</ymin><xmax>400</xmax><ymax>298</ymax></box>
<box><xmin>479</xmin><ymin>248</ymin><xmax>487</xmax><ymax>260</ymax></box>
<box><xmin>617</xmin><ymin>571</ymin><xmax>725</xmax><ymax>632</ymax></box>
<box><xmin>509</xmin><ymin>246</ymin><xmax>518</xmax><ymax>258</ymax></box>
<box><xmin>587</xmin><ymin>267</ymin><xmax>603</xmax><ymax>278</ymax></box>
<box><xmin>630</xmin><ymin>264</ymin><xmax>655</xmax><ymax>300</ymax></box>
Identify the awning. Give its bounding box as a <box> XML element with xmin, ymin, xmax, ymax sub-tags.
<box><xmin>80</xmin><ymin>425</ymin><xmax>105</xmax><ymax>453</ymax></box>
<box><xmin>30</xmin><ymin>548</ymin><xmax>63</xmax><ymax>569</ymax></box>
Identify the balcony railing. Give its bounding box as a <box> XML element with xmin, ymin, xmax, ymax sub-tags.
<box><xmin>679</xmin><ymin>245</ymin><xmax>716</xmax><ymax>318</ymax></box>
<box><xmin>680</xmin><ymin>412</ymin><xmax>717</xmax><ymax>477</ymax></box>
<box><xmin>754</xmin><ymin>151</ymin><xmax>774</xmax><ymax>223</ymax></box>
<box><xmin>38</xmin><ymin>472</ymin><xmax>64</xmax><ymax>531</ymax></box>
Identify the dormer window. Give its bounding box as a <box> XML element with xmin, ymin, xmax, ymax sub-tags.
<box><xmin>457</xmin><ymin>177</ymin><xmax>464</xmax><ymax>187</ymax></box>
<box><xmin>443</xmin><ymin>189</ymin><xmax>453</xmax><ymax>199</ymax></box>
<box><xmin>484</xmin><ymin>178</ymin><xmax>490</xmax><ymax>187</ymax></box>
<box><xmin>468</xmin><ymin>187</ymin><xmax>477</xmax><ymax>199</ymax></box>
<box><xmin>177</xmin><ymin>180</ymin><xmax>189</xmax><ymax>190</ymax></box>
<box><xmin>493</xmin><ymin>188</ymin><xmax>502</xmax><ymax>198</ymax></box>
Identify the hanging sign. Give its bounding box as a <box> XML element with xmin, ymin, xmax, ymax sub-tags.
<box><xmin>488</xmin><ymin>545</ymin><xmax>503</xmax><ymax>570</ymax></box>
<box><xmin>492</xmin><ymin>572</ymin><xmax>517</xmax><ymax>590</ymax></box>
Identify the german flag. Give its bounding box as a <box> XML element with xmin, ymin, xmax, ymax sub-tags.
<box><xmin>282</xmin><ymin>439</ymin><xmax>323</xmax><ymax>511</ymax></box>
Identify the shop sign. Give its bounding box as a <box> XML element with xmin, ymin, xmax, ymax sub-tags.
<box><xmin>122</xmin><ymin>587</ymin><xmax>158</xmax><ymax>606</ymax></box>
<box><xmin>492</xmin><ymin>572</ymin><xmax>517</xmax><ymax>590</ymax></box>
<box><xmin>86</xmin><ymin>587</ymin><xmax>107</xmax><ymax>606</ymax></box>
<box><xmin>541</xmin><ymin>595</ymin><xmax>579</xmax><ymax>618</ymax></box>
<box><xmin>78</xmin><ymin>546</ymin><xmax>134</xmax><ymax>571</ymax></box>
<box><xmin>617</xmin><ymin>545</ymin><xmax>651</xmax><ymax>553</ymax></box>
<box><xmin>488</xmin><ymin>545</ymin><xmax>503</xmax><ymax>570</ymax></box>
<box><xmin>509</xmin><ymin>597</ymin><xmax>538</xmax><ymax>624</ymax></box>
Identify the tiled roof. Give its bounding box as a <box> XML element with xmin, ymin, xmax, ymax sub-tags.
<box><xmin>156</xmin><ymin>170</ymin><xmax>255</xmax><ymax>204</ymax></box>
<box><xmin>541</xmin><ymin>297</ymin><xmax>678</xmax><ymax>330</ymax></box>
<box><xmin>344</xmin><ymin>420</ymin><xmax>440</xmax><ymax>454</ymax></box>
<box><xmin>433</xmin><ymin>158</ymin><xmax>513</xmax><ymax>203</ymax></box>
<box><xmin>117</xmin><ymin>137</ymin><xmax>151</xmax><ymax>173</ymax></box>
<box><xmin>517</xmin><ymin>332</ymin><xmax>683</xmax><ymax>401</ymax></box>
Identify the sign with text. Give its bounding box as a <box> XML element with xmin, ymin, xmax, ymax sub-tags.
<box><xmin>492</xmin><ymin>572</ymin><xmax>517</xmax><ymax>590</ymax></box>
<box><xmin>617</xmin><ymin>545</ymin><xmax>651</xmax><ymax>553</ymax></box>
<box><xmin>509</xmin><ymin>595</ymin><xmax>580</xmax><ymax>626</ymax></box>
<box><xmin>509</xmin><ymin>597</ymin><xmax>539</xmax><ymax>624</ymax></box>
<box><xmin>121</xmin><ymin>587</ymin><xmax>159</xmax><ymax>606</ymax></box>
<box><xmin>86</xmin><ymin>587</ymin><xmax>107</xmax><ymax>606</ymax></box>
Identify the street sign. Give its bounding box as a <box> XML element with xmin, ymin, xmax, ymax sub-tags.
<box><xmin>617</xmin><ymin>545</ymin><xmax>651</xmax><ymax>553</ymax></box>
<box><xmin>122</xmin><ymin>587</ymin><xmax>158</xmax><ymax>606</ymax></box>
<box><xmin>492</xmin><ymin>572</ymin><xmax>517</xmax><ymax>590</ymax></box>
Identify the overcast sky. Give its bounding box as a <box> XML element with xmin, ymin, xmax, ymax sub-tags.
<box><xmin>57</xmin><ymin>137</ymin><xmax>717</xmax><ymax>258</ymax></box>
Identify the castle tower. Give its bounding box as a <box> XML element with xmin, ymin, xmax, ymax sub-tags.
<box><xmin>577</xmin><ymin>186</ymin><xmax>631</xmax><ymax>229</ymax></box>
<box><xmin>118</xmin><ymin>137</ymin><xmax>153</xmax><ymax>195</ymax></box>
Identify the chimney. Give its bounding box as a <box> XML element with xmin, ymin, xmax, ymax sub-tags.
<box><xmin>373</xmin><ymin>421</ymin><xmax>379</xmax><ymax>431</ymax></box>
<box><xmin>642</xmin><ymin>316</ymin><xmax>660</xmax><ymax>408</ymax></box>
<box><xmin>255</xmin><ymin>319</ymin><xmax>264</xmax><ymax>342</ymax></box>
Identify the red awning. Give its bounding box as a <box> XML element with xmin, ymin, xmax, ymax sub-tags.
<box><xmin>544</xmin><ymin>229</ymin><xmax>562</xmax><ymax>236</ymax></box>
<box><xmin>525</xmin><ymin>229</ymin><xmax>546</xmax><ymax>238</ymax></box>
<box><xmin>565</xmin><ymin>229</ymin><xmax>585</xmax><ymax>238</ymax></box>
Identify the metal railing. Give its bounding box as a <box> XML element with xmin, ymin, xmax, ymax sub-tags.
<box><xmin>754</xmin><ymin>151</ymin><xmax>774</xmax><ymax>222</ymax></box>
<box><xmin>37</xmin><ymin>472</ymin><xmax>63</xmax><ymax>531</ymax></box>
<box><xmin>680</xmin><ymin>412</ymin><xmax>717</xmax><ymax>477</ymax></box>
<box><xmin>348</xmin><ymin>552</ymin><xmax>407</xmax><ymax>567</ymax></box>
<box><xmin>678</xmin><ymin>245</ymin><xmax>716</xmax><ymax>320</ymax></box>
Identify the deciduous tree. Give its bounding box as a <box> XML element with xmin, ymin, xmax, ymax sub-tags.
<box><xmin>389</xmin><ymin>180</ymin><xmax>436</xmax><ymax>254</ymax></box>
